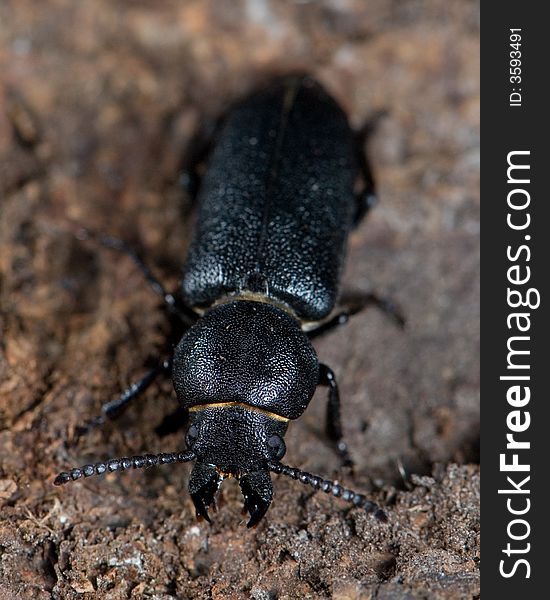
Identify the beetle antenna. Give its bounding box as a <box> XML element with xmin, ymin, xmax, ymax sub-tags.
<box><xmin>268</xmin><ymin>461</ymin><xmax>387</xmax><ymax>522</ymax></box>
<box><xmin>54</xmin><ymin>450</ymin><xmax>195</xmax><ymax>486</ymax></box>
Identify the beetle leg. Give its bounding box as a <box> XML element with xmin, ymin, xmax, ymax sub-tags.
<box><xmin>74</xmin><ymin>358</ymin><xmax>173</xmax><ymax>439</ymax></box>
<box><xmin>307</xmin><ymin>292</ymin><xmax>405</xmax><ymax>339</ymax></box>
<box><xmin>155</xmin><ymin>405</ymin><xmax>190</xmax><ymax>437</ymax></box>
<box><xmin>75</xmin><ymin>228</ymin><xmax>198</xmax><ymax>325</ymax></box>
<box><xmin>318</xmin><ymin>364</ymin><xmax>354</xmax><ymax>469</ymax></box>
<box><xmin>179</xmin><ymin>118</ymin><xmax>223</xmax><ymax>203</ymax></box>
<box><xmin>353</xmin><ymin>110</ymin><xmax>387</xmax><ymax>226</ymax></box>
<box><xmin>353</xmin><ymin>147</ymin><xmax>377</xmax><ymax>227</ymax></box>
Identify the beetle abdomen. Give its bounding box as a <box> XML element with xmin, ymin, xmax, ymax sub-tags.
<box><xmin>181</xmin><ymin>76</ymin><xmax>357</xmax><ymax>321</ymax></box>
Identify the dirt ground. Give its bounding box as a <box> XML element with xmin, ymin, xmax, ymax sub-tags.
<box><xmin>0</xmin><ymin>1</ymin><xmax>479</xmax><ymax>598</ymax></box>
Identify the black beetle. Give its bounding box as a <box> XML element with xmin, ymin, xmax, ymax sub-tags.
<box><xmin>54</xmin><ymin>76</ymin><xmax>402</xmax><ymax>527</ymax></box>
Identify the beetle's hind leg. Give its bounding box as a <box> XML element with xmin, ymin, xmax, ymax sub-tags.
<box><xmin>353</xmin><ymin>110</ymin><xmax>387</xmax><ymax>226</ymax></box>
<box><xmin>179</xmin><ymin>117</ymin><xmax>224</xmax><ymax>203</ymax></box>
<box><xmin>179</xmin><ymin>125</ymin><xmax>212</xmax><ymax>202</ymax></box>
<box><xmin>318</xmin><ymin>364</ymin><xmax>354</xmax><ymax>469</ymax></box>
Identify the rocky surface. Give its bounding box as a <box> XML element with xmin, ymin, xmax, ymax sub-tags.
<box><xmin>0</xmin><ymin>1</ymin><xmax>479</xmax><ymax>598</ymax></box>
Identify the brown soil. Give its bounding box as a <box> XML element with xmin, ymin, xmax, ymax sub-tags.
<box><xmin>0</xmin><ymin>1</ymin><xmax>479</xmax><ymax>598</ymax></box>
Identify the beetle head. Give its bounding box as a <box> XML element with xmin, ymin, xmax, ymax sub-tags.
<box><xmin>171</xmin><ymin>299</ymin><xmax>317</xmax><ymax>526</ymax></box>
<box><xmin>185</xmin><ymin>405</ymin><xmax>287</xmax><ymax>527</ymax></box>
<box><xmin>54</xmin><ymin>408</ymin><xmax>388</xmax><ymax>525</ymax></box>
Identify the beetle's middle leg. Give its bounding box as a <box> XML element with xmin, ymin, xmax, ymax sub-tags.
<box><xmin>74</xmin><ymin>357</ymin><xmax>174</xmax><ymax>438</ymax></box>
<box><xmin>318</xmin><ymin>364</ymin><xmax>354</xmax><ymax>469</ymax></box>
<box><xmin>307</xmin><ymin>292</ymin><xmax>405</xmax><ymax>339</ymax></box>
<box><xmin>75</xmin><ymin>229</ymin><xmax>198</xmax><ymax>326</ymax></box>
<box><xmin>70</xmin><ymin>231</ymin><xmax>195</xmax><ymax>439</ymax></box>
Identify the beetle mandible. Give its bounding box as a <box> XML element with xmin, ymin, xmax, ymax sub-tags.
<box><xmin>54</xmin><ymin>76</ymin><xmax>403</xmax><ymax>527</ymax></box>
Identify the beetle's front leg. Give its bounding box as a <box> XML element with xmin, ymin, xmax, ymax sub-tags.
<box><xmin>74</xmin><ymin>357</ymin><xmax>173</xmax><ymax>438</ymax></box>
<box><xmin>155</xmin><ymin>405</ymin><xmax>190</xmax><ymax>437</ymax></box>
<box><xmin>318</xmin><ymin>363</ymin><xmax>354</xmax><ymax>469</ymax></box>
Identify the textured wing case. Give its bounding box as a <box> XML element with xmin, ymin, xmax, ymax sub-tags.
<box><xmin>181</xmin><ymin>77</ymin><xmax>357</xmax><ymax>321</ymax></box>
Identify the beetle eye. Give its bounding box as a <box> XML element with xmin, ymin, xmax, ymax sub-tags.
<box><xmin>267</xmin><ymin>434</ymin><xmax>286</xmax><ymax>460</ymax></box>
<box><xmin>186</xmin><ymin>425</ymin><xmax>199</xmax><ymax>448</ymax></box>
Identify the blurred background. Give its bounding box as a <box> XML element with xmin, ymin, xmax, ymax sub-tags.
<box><xmin>0</xmin><ymin>1</ymin><xmax>479</xmax><ymax>598</ymax></box>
